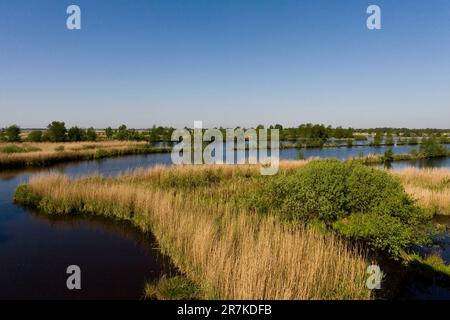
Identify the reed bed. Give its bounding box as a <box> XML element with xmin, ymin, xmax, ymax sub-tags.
<box><xmin>392</xmin><ymin>167</ymin><xmax>450</xmax><ymax>215</ymax></box>
<box><xmin>17</xmin><ymin>163</ymin><xmax>372</xmax><ymax>300</ymax></box>
<box><xmin>0</xmin><ymin>141</ymin><xmax>169</xmax><ymax>170</ymax></box>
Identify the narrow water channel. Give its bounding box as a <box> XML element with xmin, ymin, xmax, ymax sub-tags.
<box><xmin>0</xmin><ymin>154</ymin><xmax>174</xmax><ymax>299</ymax></box>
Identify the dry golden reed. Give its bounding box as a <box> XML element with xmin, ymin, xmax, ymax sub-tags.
<box><xmin>0</xmin><ymin>141</ymin><xmax>164</xmax><ymax>170</ymax></box>
<box><xmin>392</xmin><ymin>167</ymin><xmax>450</xmax><ymax>215</ymax></box>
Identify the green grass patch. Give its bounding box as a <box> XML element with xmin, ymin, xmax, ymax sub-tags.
<box><xmin>13</xmin><ymin>185</ymin><xmax>43</xmax><ymax>207</ymax></box>
<box><xmin>0</xmin><ymin>145</ymin><xmax>41</xmax><ymax>154</ymax></box>
<box><xmin>144</xmin><ymin>275</ymin><xmax>201</xmax><ymax>300</ymax></box>
<box><xmin>407</xmin><ymin>254</ymin><xmax>450</xmax><ymax>286</ymax></box>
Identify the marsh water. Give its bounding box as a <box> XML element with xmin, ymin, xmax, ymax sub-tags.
<box><xmin>0</xmin><ymin>144</ymin><xmax>449</xmax><ymax>299</ymax></box>
<box><xmin>0</xmin><ymin>155</ymin><xmax>176</xmax><ymax>300</ymax></box>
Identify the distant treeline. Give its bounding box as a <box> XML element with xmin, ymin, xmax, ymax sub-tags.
<box><xmin>1</xmin><ymin>122</ymin><xmax>449</xmax><ymax>146</ymax></box>
<box><xmin>0</xmin><ymin>122</ymin><xmax>175</xmax><ymax>143</ymax></box>
<box><xmin>353</xmin><ymin>127</ymin><xmax>450</xmax><ymax>136</ymax></box>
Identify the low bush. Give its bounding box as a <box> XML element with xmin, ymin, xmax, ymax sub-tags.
<box><xmin>383</xmin><ymin>148</ymin><xmax>394</xmax><ymax>162</ymax></box>
<box><xmin>332</xmin><ymin>212</ymin><xmax>428</xmax><ymax>258</ymax></box>
<box><xmin>254</xmin><ymin>159</ymin><xmax>433</xmax><ymax>259</ymax></box>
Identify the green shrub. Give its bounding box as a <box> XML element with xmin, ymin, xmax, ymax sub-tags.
<box><xmin>385</xmin><ymin>134</ymin><xmax>394</xmax><ymax>146</ymax></box>
<box><xmin>332</xmin><ymin>212</ymin><xmax>428</xmax><ymax>259</ymax></box>
<box><xmin>5</xmin><ymin>125</ymin><xmax>21</xmax><ymax>142</ymax></box>
<box><xmin>86</xmin><ymin>127</ymin><xmax>97</xmax><ymax>141</ymax></box>
<box><xmin>262</xmin><ymin>159</ymin><xmax>415</xmax><ymax>223</ymax></box>
<box><xmin>27</xmin><ymin>130</ymin><xmax>42</xmax><ymax>142</ymax></box>
<box><xmin>346</xmin><ymin>139</ymin><xmax>353</xmax><ymax>147</ymax></box>
<box><xmin>273</xmin><ymin>159</ymin><xmax>350</xmax><ymax>222</ymax></box>
<box><xmin>47</xmin><ymin>121</ymin><xmax>67</xmax><ymax>142</ymax></box>
<box><xmin>419</xmin><ymin>137</ymin><xmax>448</xmax><ymax>158</ymax></box>
<box><xmin>383</xmin><ymin>148</ymin><xmax>394</xmax><ymax>162</ymax></box>
<box><xmin>345</xmin><ymin>163</ymin><xmax>413</xmax><ymax>219</ymax></box>
<box><xmin>256</xmin><ymin>159</ymin><xmax>432</xmax><ymax>259</ymax></box>
<box><xmin>371</xmin><ymin>133</ymin><xmax>384</xmax><ymax>146</ymax></box>
<box><xmin>68</xmin><ymin>126</ymin><xmax>86</xmax><ymax>142</ymax></box>
<box><xmin>27</xmin><ymin>130</ymin><xmax>43</xmax><ymax>142</ymax></box>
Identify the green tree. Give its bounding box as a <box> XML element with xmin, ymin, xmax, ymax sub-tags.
<box><xmin>116</xmin><ymin>124</ymin><xmax>128</xmax><ymax>140</ymax></box>
<box><xmin>46</xmin><ymin>121</ymin><xmax>67</xmax><ymax>142</ymax></box>
<box><xmin>148</xmin><ymin>125</ymin><xmax>159</xmax><ymax>143</ymax></box>
<box><xmin>384</xmin><ymin>148</ymin><xmax>394</xmax><ymax>163</ymax></box>
<box><xmin>347</xmin><ymin>139</ymin><xmax>353</xmax><ymax>147</ymax></box>
<box><xmin>5</xmin><ymin>125</ymin><xmax>21</xmax><ymax>142</ymax></box>
<box><xmin>86</xmin><ymin>127</ymin><xmax>97</xmax><ymax>141</ymax></box>
<box><xmin>105</xmin><ymin>127</ymin><xmax>114</xmax><ymax>140</ymax></box>
<box><xmin>0</xmin><ymin>129</ymin><xmax>5</xmax><ymax>142</ymax></box>
<box><xmin>419</xmin><ymin>137</ymin><xmax>448</xmax><ymax>158</ymax></box>
<box><xmin>385</xmin><ymin>134</ymin><xmax>394</xmax><ymax>146</ymax></box>
<box><xmin>68</xmin><ymin>126</ymin><xmax>85</xmax><ymax>142</ymax></box>
<box><xmin>27</xmin><ymin>130</ymin><xmax>43</xmax><ymax>142</ymax></box>
<box><xmin>274</xmin><ymin>124</ymin><xmax>283</xmax><ymax>130</ymax></box>
<box><xmin>372</xmin><ymin>132</ymin><xmax>384</xmax><ymax>146</ymax></box>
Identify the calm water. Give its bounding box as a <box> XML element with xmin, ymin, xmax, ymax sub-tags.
<box><xmin>0</xmin><ymin>155</ymin><xmax>175</xmax><ymax>300</ymax></box>
<box><xmin>0</xmin><ymin>145</ymin><xmax>449</xmax><ymax>299</ymax></box>
<box><xmin>279</xmin><ymin>144</ymin><xmax>450</xmax><ymax>162</ymax></box>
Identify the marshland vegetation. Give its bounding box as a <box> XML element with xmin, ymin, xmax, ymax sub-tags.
<box><xmin>14</xmin><ymin>161</ymin><xmax>372</xmax><ymax>300</ymax></box>
<box><xmin>13</xmin><ymin>159</ymin><xmax>450</xmax><ymax>299</ymax></box>
<box><xmin>392</xmin><ymin>167</ymin><xmax>450</xmax><ymax>216</ymax></box>
<box><xmin>1</xmin><ymin>121</ymin><xmax>449</xmax><ymax>171</ymax></box>
<box><xmin>0</xmin><ymin>141</ymin><xmax>171</xmax><ymax>170</ymax></box>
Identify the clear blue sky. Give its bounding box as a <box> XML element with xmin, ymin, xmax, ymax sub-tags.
<box><xmin>1</xmin><ymin>0</ymin><xmax>449</xmax><ymax>129</ymax></box>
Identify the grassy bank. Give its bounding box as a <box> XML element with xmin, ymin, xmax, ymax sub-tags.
<box><xmin>351</xmin><ymin>152</ymin><xmax>450</xmax><ymax>166</ymax></box>
<box><xmin>14</xmin><ymin>161</ymin><xmax>372</xmax><ymax>300</ymax></box>
<box><xmin>0</xmin><ymin>141</ymin><xmax>171</xmax><ymax>170</ymax></box>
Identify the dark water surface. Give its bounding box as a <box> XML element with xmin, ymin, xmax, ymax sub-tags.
<box><xmin>0</xmin><ymin>154</ymin><xmax>175</xmax><ymax>300</ymax></box>
<box><xmin>0</xmin><ymin>146</ymin><xmax>449</xmax><ymax>299</ymax></box>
